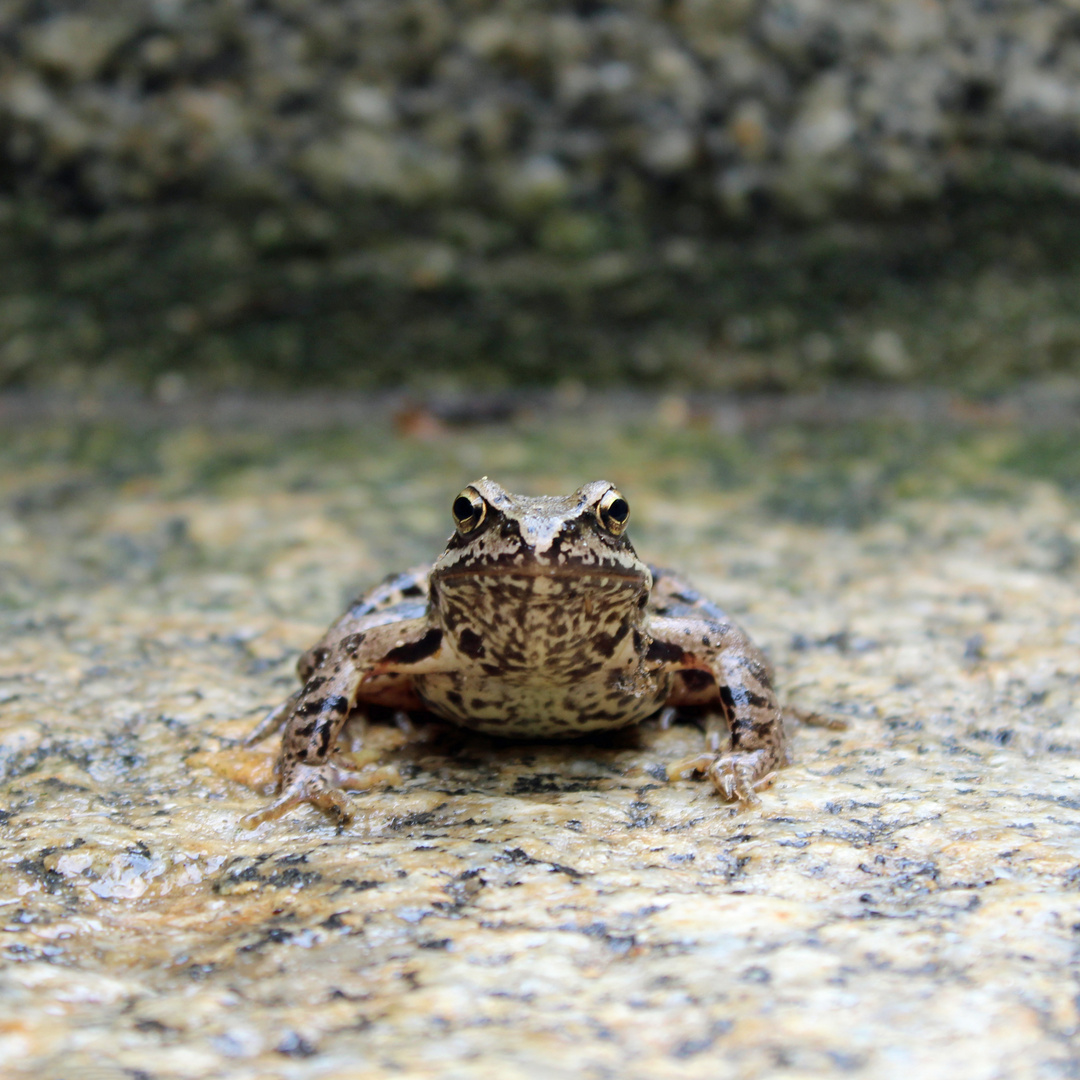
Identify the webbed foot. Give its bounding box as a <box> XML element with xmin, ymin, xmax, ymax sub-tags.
<box><xmin>239</xmin><ymin>756</ymin><xmax>404</xmax><ymax>828</ymax></box>
<box><xmin>239</xmin><ymin>763</ymin><xmax>354</xmax><ymax>829</ymax></box>
<box><xmin>667</xmin><ymin>750</ymin><xmax>776</xmax><ymax>806</ymax></box>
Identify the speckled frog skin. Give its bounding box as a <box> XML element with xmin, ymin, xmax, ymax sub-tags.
<box><xmin>243</xmin><ymin>479</ymin><xmax>785</xmax><ymax>826</ymax></box>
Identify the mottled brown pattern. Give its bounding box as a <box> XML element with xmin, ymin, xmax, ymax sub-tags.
<box><xmin>245</xmin><ymin>479</ymin><xmax>784</xmax><ymax>826</ymax></box>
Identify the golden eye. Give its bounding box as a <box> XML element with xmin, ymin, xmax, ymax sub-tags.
<box><xmin>597</xmin><ymin>488</ymin><xmax>630</xmax><ymax>535</ymax></box>
<box><xmin>452</xmin><ymin>488</ymin><xmax>487</xmax><ymax>533</ymax></box>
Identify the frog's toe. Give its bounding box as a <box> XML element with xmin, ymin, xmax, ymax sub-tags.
<box><xmin>243</xmin><ymin>690</ymin><xmax>301</xmax><ymax>747</ymax></box>
<box><xmin>783</xmin><ymin>706</ymin><xmax>847</xmax><ymax>731</ymax></box>
<box><xmin>666</xmin><ymin>752</ymin><xmax>716</xmax><ymax>782</ymax></box>
<box><xmin>239</xmin><ymin>764</ymin><xmax>354</xmax><ymax>829</ymax></box>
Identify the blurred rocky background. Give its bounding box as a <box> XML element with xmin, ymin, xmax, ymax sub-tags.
<box><xmin>4</xmin><ymin>0</ymin><xmax>1080</xmax><ymax>390</ymax></box>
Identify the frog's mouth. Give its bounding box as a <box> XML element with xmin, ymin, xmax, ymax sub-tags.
<box><xmin>436</xmin><ymin>563</ymin><xmax>646</xmax><ymax>582</ymax></box>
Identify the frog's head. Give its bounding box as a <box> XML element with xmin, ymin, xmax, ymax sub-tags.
<box><xmin>430</xmin><ymin>477</ymin><xmax>651</xmax><ymax>601</ymax></box>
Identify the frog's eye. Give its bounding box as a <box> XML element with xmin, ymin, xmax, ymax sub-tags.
<box><xmin>452</xmin><ymin>488</ymin><xmax>487</xmax><ymax>534</ymax></box>
<box><xmin>597</xmin><ymin>488</ymin><xmax>630</xmax><ymax>535</ymax></box>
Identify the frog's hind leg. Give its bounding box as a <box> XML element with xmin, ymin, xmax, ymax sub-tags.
<box><xmin>783</xmin><ymin>705</ymin><xmax>847</xmax><ymax>730</ymax></box>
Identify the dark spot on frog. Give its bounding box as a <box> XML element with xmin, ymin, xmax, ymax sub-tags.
<box><xmin>678</xmin><ymin>668</ymin><xmax>714</xmax><ymax>692</ymax></box>
<box><xmin>385</xmin><ymin>628</ymin><xmax>443</xmax><ymax>664</ymax></box>
<box><xmin>647</xmin><ymin>639</ymin><xmax>684</xmax><ymax>663</ymax></box>
<box><xmin>298</xmin><ymin>695</ymin><xmax>348</xmax><ymax>718</ymax></box>
<box><xmin>742</xmin><ymin>690</ymin><xmax>772</xmax><ymax>709</ymax></box>
<box><xmin>743</xmin><ymin>658</ymin><xmax>771</xmax><ymax>685</ymax></box>
<box><xmin>567</xmin><ymin>660</ymin><xmax>603</xmax><ymax>678</ymax></box>
<box><xmin>593</xmin><ymin>619</ymin><xmax>631</xmax><ymax>658</ymax></box>
<box><xmin>340</xmin><ymin>632</ymin><xmax>366</xmax><ymax>655</ymax></box>
<box><xmin>458</xmin><ymin>628</ymin><xmax>486</xmax><ymax>658</ymax></box>
<box><xmin>317</xmin><ymin>721</ymin><xmax>336</xmax><ymax>756</ymax></box>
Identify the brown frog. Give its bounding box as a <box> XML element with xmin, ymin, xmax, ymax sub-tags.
<box><xmin>242</xmin><ymin>478</ymin><xmax>785</xmax><ymax>827</ymax></box>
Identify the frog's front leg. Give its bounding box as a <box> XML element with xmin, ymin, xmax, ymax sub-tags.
<box><xmin>645</xmin><ymin>614</ymin><xmax>785</xmax><ymax>805</ymax></box>
<box><xmin>240</xmin><ymin>619</ymin><xmax>446</xmax><ymax>828</ymax></box>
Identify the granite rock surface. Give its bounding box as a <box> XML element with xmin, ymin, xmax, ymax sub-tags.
<box><xmin>1</xmin><ymin>389</ymin><xmax>1079</xmax><ymax>1079</ymax></box>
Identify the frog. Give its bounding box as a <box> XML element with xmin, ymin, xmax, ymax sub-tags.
<box><xmin>241</xmin><ymin>478</ymin><xmax>785</xmax><ymax>828</ymax></box>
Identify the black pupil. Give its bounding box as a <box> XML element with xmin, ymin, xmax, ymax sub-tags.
<box><xmin>454</xmin><ymin>495</ymin><xmax>476</xmax><ymax>523</ymax></box>
<box><xmin>606</xmin><ymin>498</ymin><xmax>629</xmax><ymax>523</ymax></box>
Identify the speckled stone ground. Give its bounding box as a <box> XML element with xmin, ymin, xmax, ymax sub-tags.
<box><xmin>2</xmin><ymin>389</ymin><xmax>1080</xmax><ymax>1080</ymax></box>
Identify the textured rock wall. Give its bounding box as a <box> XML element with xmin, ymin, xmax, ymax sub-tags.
<box><xmin>10</xmin><ymin>0</ymin><xmax>1080</xmax><ymax>215</ymax></box>
<box><xmin>4</xmin><ymin>0</ymin><xmax>1080</xmax><ymax>386</ymax></box>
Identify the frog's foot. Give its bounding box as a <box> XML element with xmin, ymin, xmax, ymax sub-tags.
<box><xmin>243</xmin><ymin>690</ymin><xmax>301</xmax><ymax>747</ymax></box>
<box><xmin>667</xmin><ymin>750</ymin><xmax>776</xmax><ymax>806</ymax></box>
<box><xmin>239</xmin><ymin>762</ymin><xmax>357</xmax><ymax>829</ymax></box>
